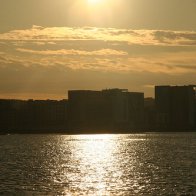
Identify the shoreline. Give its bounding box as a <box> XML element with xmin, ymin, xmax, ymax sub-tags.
<box><xmin>1</xmin><ymin>130</ymin><xmax>196</xmax><ymax>135</ymax></box>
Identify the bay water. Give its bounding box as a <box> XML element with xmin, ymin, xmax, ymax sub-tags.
<box><xmin>0</xmin><ymin>133</ymin><xmax>195</xmax><ymax>195</ymax></box>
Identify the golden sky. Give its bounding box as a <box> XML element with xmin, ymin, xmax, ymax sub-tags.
<box><xmin>0</xmin><ymin>0</ymin><xmax>196</xmax><ymax>99</ymax></box>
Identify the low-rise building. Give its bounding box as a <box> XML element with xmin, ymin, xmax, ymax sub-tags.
<box><xmin>0</xmin><ymin>99</ymin><xmax>68</xmax><ymax>133</ymax></box>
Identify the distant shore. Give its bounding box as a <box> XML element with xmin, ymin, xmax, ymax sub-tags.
<box><xmin>1</xmin><ymin>129</ymin><xmax>195</xmax><ymax>135</ymax></box>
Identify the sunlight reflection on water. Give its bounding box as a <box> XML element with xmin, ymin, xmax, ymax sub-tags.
<box><xmin>0</xmin><ymin>133</ymin><xmax>195</xmax><ymax>195</ymax></box>
<box><xmin>67</xmin><ymin>135</ymin><xmax>118</xmax><ymax>195</ymax></box>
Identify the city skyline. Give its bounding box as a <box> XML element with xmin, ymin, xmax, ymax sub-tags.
<box><xmin>0</xmin><ymin>0</ymin><xmax>196</xmax><ymax>100</ymax></box>
<box><xmin>1</xmin><ymin>85</ymin><xmax>195</xmax><ymax>133</ymax></box>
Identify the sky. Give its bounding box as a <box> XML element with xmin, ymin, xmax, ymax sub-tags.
<box><xmin>0</xmin><ymin>0</ymin><xmax>196</xmax><ymax>99</ymax></box>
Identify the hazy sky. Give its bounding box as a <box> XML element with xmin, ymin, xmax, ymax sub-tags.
<box><xmin>0</xmin><ymin>0</ymin><xmax>196</xmax><ymax>99</ymax></box>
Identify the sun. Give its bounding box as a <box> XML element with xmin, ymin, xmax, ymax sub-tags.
<box><xmin>88</xmin><ymin>0</ymin><xmax>103</xmax><ymax>5</ymax></box>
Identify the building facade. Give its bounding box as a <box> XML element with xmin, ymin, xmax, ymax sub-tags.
<box><xmin>0</xmin><ymin>99</ymin><xmax>68</xmax><ymax>133</ymax></box>
<box><xmin>155</xmin><ymin>85</ymin><xmax>196</xmax><ymax>130</ymax></box>
<box><xmin>68</xmin><ymin>89</ymin><xmax>144</xmax><ymax>132</ymax></box>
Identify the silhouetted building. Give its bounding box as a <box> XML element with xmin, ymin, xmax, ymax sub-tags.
<box><xmin>155</xmin><ymin>85</ymin><xmax>196</xmax><ymax>130</ymax></box>
<box><xmin>1</xmin><ymin>86</ymin><xmax>195</xmax><ymax>134</ymax></box>
<box><xmin>24</xmin><ymin>99</ymin><xmax>68</xmax><ymax>131</ymax></box>
<box><xmin>0</xmin><ymin>99</ymin><xmax>26</xmax><ymax>131</ymax></box>
<box><xmin>0</xmin><ymin>99</ymin><xmax>68</xmax><ymax>133</ymax></box>
<box><xmin>68</xmin><ymin>89</ymin><xmax>144</xmax><ymax>132</ymax></box>
<box><xmin>144</xmin><ymin>97</ymin><xmax>156</xmax><ymax>130</ymax></box>
<box><xmin>195</xmin><ymin>97</ymin><xmax>196</xmax><ymax>127</ymax></box>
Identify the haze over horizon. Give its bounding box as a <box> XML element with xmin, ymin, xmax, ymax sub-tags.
<box><xmin>0</xmin><ymin>0</ymin><xmax>196</xmax><ymax>100</ymax></box>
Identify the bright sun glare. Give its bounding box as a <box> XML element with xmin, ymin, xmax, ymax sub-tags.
<box><xmin>88</xmin><ymin>0</ymin><xmax>102</xmax><ymax>4</ymax></box>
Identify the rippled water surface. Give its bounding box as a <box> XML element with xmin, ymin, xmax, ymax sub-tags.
<box><xmin>0</xmin><ymin>133</ymin><xmax>196</xmax><ymax>195</ymax></box>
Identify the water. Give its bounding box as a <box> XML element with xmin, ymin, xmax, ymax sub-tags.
<box><xmin>0</xmin><ymin>133</ymin><xmax>195</xmax><ymax>195</ymax></box>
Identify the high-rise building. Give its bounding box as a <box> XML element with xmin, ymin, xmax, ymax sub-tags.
<box><xmin>68</xmin><ymin>89</ymin><xmax>144</xmax><ymax>131</ymax></box>
<box><xmin>155</xmin><ymin>85</ymin><xmax>196</xmax><ymax>130</ymax></box>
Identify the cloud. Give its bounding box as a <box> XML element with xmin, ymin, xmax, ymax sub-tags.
<box><xmin>1</xmin><ymin>26</ymin><xmax>196</xmax><ymax>99</ymax></box>
<box><xmin>0</xmin><ymin>26</ymin><xmax>196</xmax><ymax>46</ymax></box>
<box><xmin>0</xmin><ymin>26</ymin><xmax>196</xmax><ymax>76</ymax></box>
<box><xmin>16</xmin><ymin>48</ymin><xmax>128</xmax><ymax>56</ymax></box>
<box><xmin>153</xmin><ymin>31</ymin><xmax>196</xmax><ymax>45</ymax></box>
<box><xmin>1</xmin><ymin>47</ymin><xmax>196</xmax><ymax>74</ymax></box>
